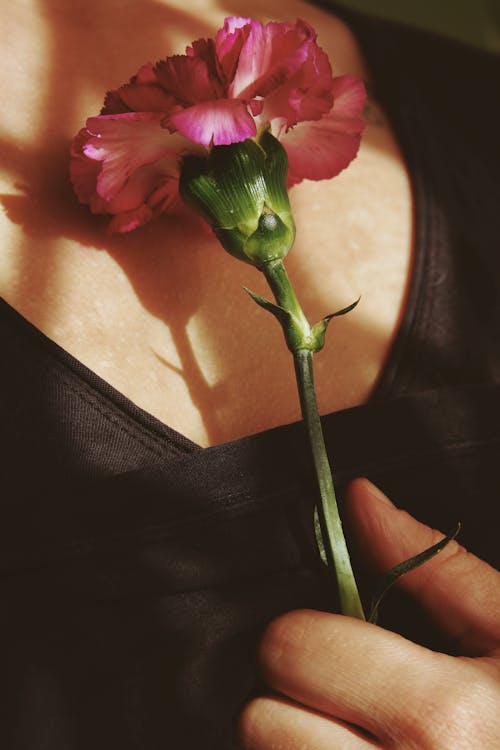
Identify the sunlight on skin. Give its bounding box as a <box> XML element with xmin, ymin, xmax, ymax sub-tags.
<box><xmin>1</xmin><ymin>0</ymin><xmax>49</xmax><ymax>293</ymax></box>
<box><xmin>0</xmin><ymin>0</ymin><xmax>413</xmax><ymax>446</ymax></box>
<box><xmin>186</xmin><ymin>318</ymin><xmax>223</xmax><ymax>391</ymax></box>
<box><xmin>284</xmin><ymin>128</ymin><xmax>413</xmax><ymax>414</ymax></box>
<box><xmin>2</xmin><ymin>0</ymin><xmax>51</xmax><ymax>141</ymax></box>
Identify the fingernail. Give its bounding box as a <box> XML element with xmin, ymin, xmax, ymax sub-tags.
<box><xmin>362</xmin><ymin>478</ymin><xmax>395</xmax><ymax>508</ymax></box>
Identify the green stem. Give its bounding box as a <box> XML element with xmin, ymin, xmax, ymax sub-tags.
<box><xmin>294</xmin><ymin>349</ymin><xmax>365</xmax><ymax>620</ymax></box>
<box><xmin>262</xmin><ymin>259</ymin><xmax>311</xmax><ymax>348</ymax></box>
<box><xmin>262</xmin><ymin>259</ymin><xmax>365</xmax><ymax>620</ymax></box>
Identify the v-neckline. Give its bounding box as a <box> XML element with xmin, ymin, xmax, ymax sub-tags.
<box><xmin>0</xmin><ymin>4</ymin><xmax>430</xmax><ymax>455</ymax></box>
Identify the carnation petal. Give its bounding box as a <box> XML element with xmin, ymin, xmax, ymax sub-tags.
<box><xmin>106</xmin><ymin>175</ymin><xmax>181</xmax><ymax>232</ymax></box>
<box><xmin>112</xmin><ymin>81</ymin><xmax>175</xmax><ymax>113</ymax></box>
<box><xmin>102</xmin><ymin>64</ymin><xmax>162</xmax><ymax>115</ymax></box>
<box><xmin>281</xmin><ymin>107</ymin><xmax>365</xmax><ymax>186</ymax></box>
<box><xmin>169</xmin><ymin>99</ymin><xmax>255</xmax><ymax>147</ymax></box>
<box><xmin>70</xmin><ymin>129</ymin><xmax>110</xmax><ymax>213</ymax></box>
<box><xmin>104</xmin><ymin>164</ymin><xmax>175</xmax><ymax>214</ymax></box>
<box><xmin>155</xmin><ymin>46</ymin><xmax>224</xmax><ymax>105</ymax></box>
<box><xmin>280</xmin><ymin>74</ymin><xmax>366</xmax><ymax>185</ymax></box>
<box><xmin>108</xmin><ymin>204</ymin><xmax>154</xmax><ymax>233</ymax></box>
<box><xmin>215</xmin><ymin>17</ymin><xmax>252</xmax><ymax>83</ymax></box>
<box><xmin>231</xmin><ymin>19</ymin><xmax>313</xmax><ymax>101</ymax></box>
<box><xmin>218</xmin><ymin>16</ymin><xmax>252</xmax><ymax>39</ymax></box>
<box><xmin>83</xmin><ymin>112</ymin><xmax>178</xmax><ymax>200</ymax></box>
<box><xmin>330</xmin><ymin>74</ymin><xmax>367</xmax><ymax>119</ymax></box>
<box><xmin>250</xmin><ymin>24</ymin><xmax>333</xmax><ymax>132</ymax></box>
<box><xmin>70</xmin><ymin>17</ymin><xmax>368</xmax><ymax>233</ymax></box>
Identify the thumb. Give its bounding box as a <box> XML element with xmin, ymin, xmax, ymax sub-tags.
<box><xmin>344</xmin><ymin>478</ymin><xmax>500</xmax><ymax>656</ymax></box>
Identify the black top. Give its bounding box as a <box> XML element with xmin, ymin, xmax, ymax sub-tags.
<box><xmin>1</xmin><ymin>5</ymin><xmax>500</xmax><ymax>749</ymax></box>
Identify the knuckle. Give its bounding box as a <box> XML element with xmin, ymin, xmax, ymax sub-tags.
<box><xmin>236</xmin><ymin>696</ymin><xmax>265</xmax><ymax>747</ymax></box>
<box><xmin>236</xmin><ymin>698</ymin><xmax>259</xmax><ymax>747</ymax></box>
<box><xmin>395</xmin><ymin>663</ymin><xmax>500</xmax><ymax>750</ymax></box>
<box><xmin>258</xmin><ymin>609</ymin><xmax>315</xmax><ymax>667</ymax></box>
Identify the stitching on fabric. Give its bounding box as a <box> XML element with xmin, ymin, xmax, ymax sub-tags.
<box><xmin>52</xmin><ymin>369</ymin><xmax>171</xmax><ymax>460</ymax></box>
<box><xmin>4</xmin><ymin>300</ymin><xmax>193</xmax><ymax>457</ymax></box>
<box><xmin>3</xmin><ymin>429</ymin><xmax>499</xmax><ymax>569</ymax></box>
<box><xmin>29</xmin><ymin>352</ymin><xmax>187</xmax><ymax>461</ymax></box>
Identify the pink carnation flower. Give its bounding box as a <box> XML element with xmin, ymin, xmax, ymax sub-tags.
<box><xmin>70</xmin><ymin>17</ymin><xmax>366</xmax><ymax>233</ymax></box>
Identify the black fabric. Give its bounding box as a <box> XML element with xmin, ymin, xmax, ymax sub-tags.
<box><xmin>1</xmin><ymin>6</ymin><xmax>500</xmax><ymax>749</ymax></box>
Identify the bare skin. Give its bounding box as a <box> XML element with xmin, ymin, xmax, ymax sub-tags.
<box><xmin>2</xmin><ymin>4</ymin><xmax>499</xmax><ymax>747</ymax></box>
<box><xmin>0</xmin><ymin>0</ymin><xmax>412</xmax><ymax>447</ymax></box>
<box><xmin>238</xmin><ymin>479</ymin><xmax>500</xmax><ymax>750</ymax></box>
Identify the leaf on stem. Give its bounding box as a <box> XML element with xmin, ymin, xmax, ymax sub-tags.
<box><xmin>243</xmin><ymin>287</ymin><xmax>292</xmax><ymax>327</ymax></box>
<box><xmin>310</xmin><ymin>297</ymin><xmax>360</xmax><ymax>351</ymax></box>
<box><xmin>368</xmin><ymin>522</ymin><xmax>461</xmax><ymax>624</ymax></box>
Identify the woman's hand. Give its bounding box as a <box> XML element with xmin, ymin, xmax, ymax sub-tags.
<box><xmin>238</xmin><ymin>478</ymin><xmax>500</xmax><ymax>749</ymax></box>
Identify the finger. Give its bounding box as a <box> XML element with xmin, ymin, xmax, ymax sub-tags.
<box><xmin>238</xmin><ymin>694</ymin><xmax>376</xmax><ymax>750</ymax></box>
<box><xmin>257</xmin><ymin>608</ymin><xmax>446</xmax><ymax>740</ymax></box>
<box><xmin>344</xmin><ymin>478</ymin><xmax>500</xmax><ymax>655</ymax></box>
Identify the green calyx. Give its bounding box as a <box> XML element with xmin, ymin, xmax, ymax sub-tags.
<box><xmin>179</xmin><ymin>130</ymin><xmax>295</xmax><ymax>266</ymax></box>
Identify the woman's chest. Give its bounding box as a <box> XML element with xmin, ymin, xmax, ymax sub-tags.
<box><xmin>0</xmin><ymin>1</ymin><xmax>414</xmax><ymax>447</ymax></box>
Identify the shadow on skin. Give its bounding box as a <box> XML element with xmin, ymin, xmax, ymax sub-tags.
<box><xmin>2</xmin><ymin>0</ymin><xmax>214</xmax><ymax>325</ymax></box>
<box><xmin>0</xmin><ymin>136</ymin><xmax>234</xmax><ymax>443</ymax></box>
<box><xmin>1</xmin><ymin>0</ymin><xmax>228</xmax><ymax>442</ymax></box>
<box><xmin>0</xmin><ymin>0</ymin><xmax>400</xmax><ymax>445</ymax></box>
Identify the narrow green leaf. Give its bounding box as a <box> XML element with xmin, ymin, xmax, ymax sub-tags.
<box><xmin>243</xmin><ymin>287</ymin><xmax>292</xmax><ymax>327</ymax></box>
<box><xmin>368</xmin><ymin>523</ymin><xmax>461</xmax><ymax>624</ymax></box>
<box><xmin>310</xmin><ymin>297</ymin><xmax>361</xmax><ymax>351</ymax></box>
<box><xmin>309</xmin><ymin>318</ymin><xmax>329</xmax><ymax>352</ymax></box>
<box><xmin>329</xmin><ymin>296</ymin><xmax>361</xmax><ymax>319</ymax></box>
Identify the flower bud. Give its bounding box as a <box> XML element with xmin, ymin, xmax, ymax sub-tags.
<box><xmin>179</xmin><ymin>131</ymin><xmax>295</xmax><ymax>267</ymax></box>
